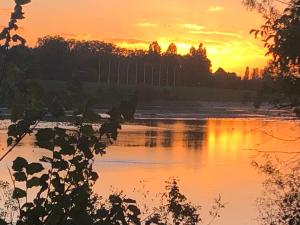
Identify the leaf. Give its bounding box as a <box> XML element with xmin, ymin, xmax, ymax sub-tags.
<box><xmin>54</xmin><ymin>127</ymin><xmax>66</xmax><ymax>137</ymax></box>
<box><xmin>12</xmin><ymin>187</ymin><xmax>26</xmax><ymax>199</ymax></box>
<box><xmin>124</xmin><ymin>198</ymin><xmax>137</xmax><ymax>204</ymax></box>
<box><xmin>16</xmin><ymin>120</ymin><xmax>30</xmax><ymax>135</ymax></box>
<box><xmin>37</xmin><ymin>174</ymin><xmax>49</xmax><ymax>197</ymax></box>
<box><xmin>13</xmin><ymin>172</ymin><xmax>27</xmax><ymax>182</ymax></box>
<box><xmin>90</xmin><ymin>171</ymin><xmax>99</xmax><ymax>182</ymax></box>
<box><xmin>12</xmin><ymin>157</ymin><xmax>28</xmax><ymax>172</ymax></box>
<box><xmin>128</xmin><ymin>214</ymin><xmax>141</xmax><ymax>225</ymax></box>
<box><xmin>0</xmin><ymin>218</ymin><xmax>8</xmax><ymax>225</ymax></box>
<box><xmin>15</xmin><ymin>0</ymin><xmax>31</xmax><ymax>5</ymax></box>
<box><xmin>45</xmin><ymin>207</ymin><xmax>64</xmax><ymax>225</ymax></box>
<box><xmin>80</xmin><ymin>125</ymin><xmax>94</xmax><ymax>137</ymax></box>
<box><xmin>53</xmin><ymin>160</ymin><xmax>69</xmax><ymax>171</ymax></box>
<box><xmin>26</xmin><ymin>163</ymin><xmax>44</xmax><ymax>175</ymax></box>
<box><xmin>40</xmin><ymin>174</ymin><xmax>49</xmax><ymax>182</ymax></box>
<box><xmin>21</xmin><ymin>202</ymin><xmax>34</xmax><ymax>209</ymax></box>
<box><xmin>95</xmin><ymin>141</ymin><xmax>106</xmax><ymax>155</ymax></box>
<box><xmin>12</xmin><ymin>34</ymin><xmax>26</xmax><ymax>45</ymax></box>
<box><xmin>7</xmin><ymin>137</ymin><xmax>13</xmax><ymax>146</ymax></box>
<box><xmin>36</xmin><ymin>128</ymin><xmax>55</xmax><ymax>151</ymax></box>
<box><xmin>59</xmin><ymin>144</ymin><xmax>75</xmax><ymax>155</ymax></box>
<box><xmin>51</xmin><ymin>177</ymin><xmax>64</xmax><ymax>194</ymax></box>
<box><xmin>40</xmin><ymin>156</ymin><xmax>52</xmax><ymax>163</ymax></box>
<box><xmin>127</xmin><ymin>205</ymin><xmax>141</xmax><ymax>216</ymax></box>
<box><xmin>8</xmin><ymin>124</ymin><xmax>17</xmax><ymax>137</ymax></box>
<box><xmin>78</xmin><ymin>137</ymin><xmax>93</xmax><ymax>159</ymax></box>
<box><xmin>109</xmin><ymin>195</ymin><xmax>122</xmax><ymax>205</ymax></box>
<box><xmin>96</xmin><ymin>208</ymin><xmax>108</xmax><ymax>218</ymax></box>
<box><xmin>27</xmin><ymin>177</ymin><xmax>41</xmax><ymax>188</ymax></box>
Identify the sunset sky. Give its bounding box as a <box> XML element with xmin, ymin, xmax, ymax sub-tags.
<box><xmin>0</xmin><ymin>0</ymin><xmax>270</xmax><ymax>75</ymax></box>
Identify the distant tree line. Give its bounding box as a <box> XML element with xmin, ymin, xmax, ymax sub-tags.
<box><xmin>5</xmin><ymin>36</ymin><xmax>262</xmax><ymax>90</ymax></box>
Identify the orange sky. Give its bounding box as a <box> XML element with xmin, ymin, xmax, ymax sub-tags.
<box><xmin>0</xmin><ymin>0</ymin><xmax>270</xmax><ymax>75</ymax></box>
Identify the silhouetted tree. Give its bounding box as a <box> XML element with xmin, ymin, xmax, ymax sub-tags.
<box><xmin>166</xmin><ymin>42</ymin><xmax>177</xmax><ymax>55</ymax></box>
<box><xmin>148</xmin><ymin>41</ymin><xmax>161</xmax><ymax>55</ymax></box>
<box><xmin>244</xmin><ymin>0</ymin><xmax>300</xmax><ymax>107</ymax></box>
<box><xmin>189</xmin><ymin>46</ymin><xmax>197</xmax><ymax>56</ymax></box>
<box><xmin>244</xmin><ymin>66</ymin><xmax>250</xmax><ymax>80</ymax></box>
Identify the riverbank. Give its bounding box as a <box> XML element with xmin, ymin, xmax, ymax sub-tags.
<box><xmin>36</xmin><ymin>80</ymin><xmax>255</xmax><ymax>104</ymax></box>
<box><xmin>0</xmin><ymin>101</ymin><xmax>298</xmax><ymax>124</ymax></box>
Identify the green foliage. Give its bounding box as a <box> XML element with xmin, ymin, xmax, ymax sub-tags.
<box><xmin>0</xmin><ymin>219</ymin><xmax>7</xmax><ymax>225</ymax></box>
<box><xmin>12</xmin><ymin>157</ymin><xmax>28</xmax><ymax>172</ymax></box>
<box><xmin>15</xmin><ymin>0</ymin><xmax>31</xmax><ymax>5</ymax></box>
<box><xmin>3</xmin><ymin>94</ymin><xmax>139</xmax><ymax>225</ymax></box>
<box><xmin>26</xmin><ymin>163</ymin><xmax>44</xmax><ymax>175</ymax></box>
<box><xmin>3</xmin><ymin>35</ymin><xmax>257</xmax><ymax>89</ymax></box>
<box><xmin>148</xmin><ymin>180</ymin><xmax>202</xmax><ymax>225</ymax></box>
<box><xmin>253</xmin><ymin>159</ymin><xmax>300</xmax><ymax>225</ymax></box>
<box><xmin>0</xmin><ymin>2</ymin><xmax>224</xmax><ymax>225</ymax></box>
<box><xmin>0</xmin><ymin>181</ymin><xmax>18</xmax><ymax>224</ymax></box>
<box><xmin>0</xmin><ymin>1</ymin><xmax>29</xmax><ymax>48</ymax></box>
<box><xmin>12</xmin><ymin>188</ymin><xmax>26</xmax><ymax>199</ymax></box>
<box><xmin>35</xmin><ymin>128</ymin><xmax>55</xmax><ymax>150</ymax></box>
<box><xmin>246</xmin><ymin>0</ymin><xmax>300</xmax><ymax>108</ymax></box>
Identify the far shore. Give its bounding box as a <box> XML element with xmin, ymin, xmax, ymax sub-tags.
<box><xmin>0</xmin><ymin>101</ymin><xmax>298</xmax><ymax>124</ymax></box>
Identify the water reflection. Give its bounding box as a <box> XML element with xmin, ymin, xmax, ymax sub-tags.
<box><xmin>115</xmin><ymin>119</ymin><xmax>291</xmax><ymax>154</ymax></box>
<box><xmin>117</xmin><ymin>120</ymin><xmax>208</xmax><ymax>151</ymax></box>
<box><xmin>183</xmin><ymin>129</ymin><xmax>205</xmax><ymax>150</ymax></box>
<box><xmin>0</xmin><ymin>118</ymin><xmax>300</xmax><ymax>225</ymax></box>
<box><xmin>134</xmin><ymin>119</ymin><xmax>260</xmax><ymax>153</ymax></box>
<box><xmin>145</xmin><ymin>130</ymin><xmax>158</xmax><ymax>148</ymax></box>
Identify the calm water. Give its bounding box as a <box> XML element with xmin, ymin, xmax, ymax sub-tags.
<box><xmin>0</xmin><ymin>118</ymin><xmax>300</xmax><ymax>225</ymax></box>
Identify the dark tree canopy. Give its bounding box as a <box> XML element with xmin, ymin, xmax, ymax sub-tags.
<box><xmin>3</xmin><ymin>36</ymin><xmax>256</xmax><ymax>89</ymax></box>
<box><xmin>148</xmin><ymin>41</ymin><xmax>161</xmax><ymax>55</ymax></box>
<box><xmin>166</xmin><ymin>42</ymin><xmax>177</xmax><ymax>55</ymax></box>
<box><xmin>244</xmin><ymin>0</ymin><xmax>300</xmax><ymax>107</ymax></box>
<box><xmin>245</xmin><ymin>0</ymin><xmax>300</xmax><ymax>75</ymax></box>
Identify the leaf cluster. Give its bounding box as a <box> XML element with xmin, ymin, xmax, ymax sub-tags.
<box><xmin>253</xmin><ymin>159</ymin><xmax>300</xmax><ymax>225</ymax></box>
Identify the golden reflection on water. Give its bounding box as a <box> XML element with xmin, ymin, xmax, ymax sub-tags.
<box><xmin>0</xmin><ymin>118</ymin><xmax>299</xmax><ymax>225</ymax></box>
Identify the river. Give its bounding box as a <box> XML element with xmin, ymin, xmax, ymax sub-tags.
<box><xmin>0</xmin><ymin>110</ymin><xmax>299</xmax><ymax>225</ymax></box>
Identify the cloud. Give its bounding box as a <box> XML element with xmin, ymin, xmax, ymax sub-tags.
<box><xmin>189</xmin><ymin>30</ymin><xmax>242</xmax><ymax>38</ymax></box>
<box><xmin>181</xmin><ymin>24</ymin><xmax>205</xmax><ymax>31</ymax></box>
<box><xmin>106</xmin><ymin>38</ymin><xmax>150</xmax><ymax>50</ymax></box>
<box><xmin>137</xmin><ymin>23</ymin><xmax>158</xmax><ymax>28</ymax></box>
<box><xmin>204</xmin><ymin>40</ymin><xmax>227</xmax><ymax>45</ymax></box>
<box><xmin>105</xmin><ymin>38</ymin><xmax>149</xmax><ymax>45</ymax></box>
<box><xmin>60</xmin><ymin>33</ymin><xmax>92</xmax><ymax>40</ymax></box>
<box><xmin>208</xmin><ymin>6</ymin><xmax>223</xmax><ymax>12</ymax></box>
